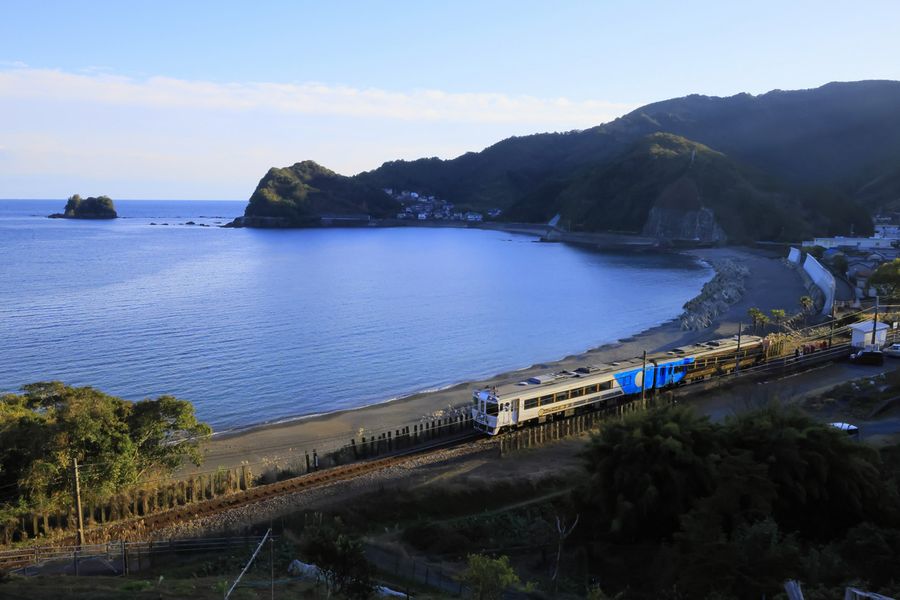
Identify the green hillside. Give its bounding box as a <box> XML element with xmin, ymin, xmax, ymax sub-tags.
<box><xmin>353</xmin><ymin>81</ymin><xmax>900</xmax><ymax>238</ymax></box>
<box><xmin>244</xmin><ymin>161</ymin><xmax>399</xmax><ymax>225</ymax></box>
<box><xmin>505</xmin><ymin>134</ymin><xmax>872</xmax><ymax>242</ymax></box>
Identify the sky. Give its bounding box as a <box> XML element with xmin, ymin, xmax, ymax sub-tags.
<box><xmin>1</xmin><ymin>0</ymin><xmax>899</xmax><ymax>199</ymax></box>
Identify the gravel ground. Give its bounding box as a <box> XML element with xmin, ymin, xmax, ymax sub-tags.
<box><xmin>155</xmin><ymin>442</ymin><xmax>500</xmax><ymax>539</ymax></box>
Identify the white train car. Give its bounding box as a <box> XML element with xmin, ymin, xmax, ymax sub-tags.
<box><xmin>472</xmin><ymin>335</ymin><xmax>764</xmax><ymax>435</ymax></box>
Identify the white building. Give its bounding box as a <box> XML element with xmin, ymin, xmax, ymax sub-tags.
<box><xmin>849</xmin><ymin>320</ymin><xmax>889</xmax><ymax>349</ymax></box>
<box><xmin>875</xmin><ymin>224</ymin><xmax>900</xmax><ymax>238</ymax></box>
<box><xmin>806</xmin><ymin>237</ymin><xmax>898</xmax><ymax>250</ymax></box>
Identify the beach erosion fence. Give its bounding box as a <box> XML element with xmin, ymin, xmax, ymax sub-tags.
<box><xmin>0</xmin><ymin>466</ymin><xmax>254</xmax><ymax>546</ymax></box>
<box><xmin>0</xmin><ymin>412</ymin><xmax>474</xmax><ymax>546</ymax></box>
<box><xmin>497</xmin><ymin>391</ymin><xmax>674</xmax><ymax>455</ymax></box>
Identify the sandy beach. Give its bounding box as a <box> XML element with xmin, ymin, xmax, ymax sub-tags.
<box><xmin>190</xmin><ymin>243</ymin><xmax>807</xmax><ymax>474</ymax></box>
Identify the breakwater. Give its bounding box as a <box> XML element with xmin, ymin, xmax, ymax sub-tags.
<box><xmin>679</xmin><ymin>259</ymin><xmax>749</xmax><ymax>330</ymax></box>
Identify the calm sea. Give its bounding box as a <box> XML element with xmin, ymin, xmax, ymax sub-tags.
<box><xmin>0</xmin><ymin>200</ymin><xmax>712</xmax><ymax>430</ymax></box>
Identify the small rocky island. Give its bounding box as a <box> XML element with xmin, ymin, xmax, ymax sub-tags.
<box><xmin>49</xmin><ymin>194</ymin><xmax>118</xmax><ymax>219</ymax></box>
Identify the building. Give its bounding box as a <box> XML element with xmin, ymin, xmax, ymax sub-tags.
<box><xmin>849</xmin><ymin>320</ymin><xmax>889</xmax><ymax>349</ymax></box>
<box><xmin>805</xmin><ymin>236</ymin><xmax>898</xmax><ymax>250</ymax></box>
<box><xmin>465</xmin><ymin>211</ymin><xmax>483</xmax><ymax>222</ymax></box>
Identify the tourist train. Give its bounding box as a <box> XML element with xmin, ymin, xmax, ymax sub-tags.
<box><xmin>471</xmin><ymin>335</ymin><xmax>769</xmax><ymax>435</ymax></box>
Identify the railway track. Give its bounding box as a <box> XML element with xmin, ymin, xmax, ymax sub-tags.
<box><xmin>91</xmin><ymin>432</ymin><xmax>484</xmax><ymax>544</ymax></box>
<box><xmin>0</xmin><ymin>433</ymin><xmax>486</xmax><ymax>568</ymax></box>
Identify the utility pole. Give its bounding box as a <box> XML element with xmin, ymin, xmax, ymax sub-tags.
<box><xmin>872</xmin><ymin>297</ymin><xmax>880</xmax><ymax>346</ymax></box>
<box><xmin>829</xmin><ymin>302</ymin><xmax>835</xmax><ymax>348</ymax></box>
<box><xmin>72</xmin><ymin>458</ymin><xmax>85</xmax><ymax>547</ymax></box>
<box><xmin>640</xmin><ymin>350</ymin><xmax>647</xmax><ymax>402</ymax></box>
<box><xmin>735</xmin><ymin>322</ymin><xmax>742</xmax><ymax>374</ymax></box>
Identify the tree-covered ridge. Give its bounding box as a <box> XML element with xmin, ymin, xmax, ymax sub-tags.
<box><xmin>506</xmin><ymin>133</ymin><xmax>872</xmax><ymax>242</ymax></box>
<box><xmin>51</xmin><ymin>194</ymin><xmax>118</xmax><ymax>219</ymax></box>
<box><xmin>348</xmin><ymin>81</ymin><xmax>900</xmax><ymax>240</ymax></box>
<box><xmin>0</xmin><ymin>382</ymin><xmax>210</xmax><ymax>515</ymax></box>
<box><xmin>244</xmin><ymin>160</ymin><xmax>399</xmax><ymax>225</ymax></box>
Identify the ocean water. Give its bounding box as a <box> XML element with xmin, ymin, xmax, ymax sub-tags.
<box><xmin>0</xmin><ymin>200</ymin><xmax>713</xmax><ymax>430</ymax></box>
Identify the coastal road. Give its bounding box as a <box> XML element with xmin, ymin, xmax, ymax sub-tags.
<box><xmin>688</xmin><ymin>358</ymin><xmax>900</xmax><ymax>441</ymax></box>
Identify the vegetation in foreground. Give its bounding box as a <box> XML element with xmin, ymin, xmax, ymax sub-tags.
<box><xmin>270</xmin><ymin>404</ymin><xmax>900</xmax><ymax>599</ymax></box>
<box><xmin>577</xmin><ymin>405</ymin><xmax>900</xmax><ymax>598</ymax></box>
<box><xmin>0</xmin><ymin>382</ymin><xmax>210</xmax><ymax>539</ymax></box>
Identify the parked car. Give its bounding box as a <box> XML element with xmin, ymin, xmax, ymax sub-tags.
<box><xmin>883</xmin><ymin>343</ymin><xmax>900</xmax><ymax>358</ymax></box>
<box><xmin>850</xmin><ymin>349</ymin><xmax>885</xmax><ymax>365</ymax></box>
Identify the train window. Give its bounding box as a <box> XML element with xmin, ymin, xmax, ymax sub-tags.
<box><xmin>600</xmin><ymin>381</ymin><xmax>612</xmax><ymax>390</ymax></box>
<box><xmin>540</xmin><ymin>395</ymin><xmax>554</xmax><ymax>406</ymax></box>
<box><xmin>486</xmin><ymin>402</ymin><xmax>499</xmax><ymax>416</ymax></box>
<box><xmin>570</xmin><ymin>387</ymin><xmax>584</xmax><ymax>398</ymax></box>
<box><xmin>554</xmin><ymin>391</ymin><xmax>569</xmax><ymax>402</ymax></box>
<box><xmin>585</xmin><ymin>384</ymin><xmax>598</xmax><ymax>394</ymax></box>
<box><xmin>524</xmin><ymin>398</ymin><xmax>538</xmax><ymax>410</ymax></box>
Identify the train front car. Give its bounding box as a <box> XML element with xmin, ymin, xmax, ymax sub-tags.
<box><xmin>471</xmin><ymin>388</ymin><xmax>507</xmax><ymax>435</ymax></box>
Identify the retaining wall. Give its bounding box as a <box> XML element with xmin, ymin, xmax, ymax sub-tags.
<box><xmin>802</xmin><ymin>254</ymin><xmax>836</xmax><ymax>315</ymax></box>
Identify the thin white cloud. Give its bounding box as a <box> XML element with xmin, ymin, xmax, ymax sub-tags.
<box><xmin>0</xmin><ymin>67</ymin><xmax>634</xmax><ymax>126</ymax></box>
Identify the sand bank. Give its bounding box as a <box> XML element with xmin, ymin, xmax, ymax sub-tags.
<box><xmin>190</xmin><ymin>245</ymin><xmax>805</xmax><ymax>473</ymax></box>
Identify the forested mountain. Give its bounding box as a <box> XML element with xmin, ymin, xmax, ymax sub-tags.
<box><xmin>244</xmin><ymin>81</ymin><xmax>900</xmax><ymax>239</ymax></box>
<box><xmin>355</xmin><ymin>80</ymin><xmax>899</xmax><ymax>240</ymax></box>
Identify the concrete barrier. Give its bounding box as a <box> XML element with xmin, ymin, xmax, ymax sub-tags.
<box><xmin>803</xmin><ymin>254</ymin><xmax>835</xmax><ymax>315</ymax></box>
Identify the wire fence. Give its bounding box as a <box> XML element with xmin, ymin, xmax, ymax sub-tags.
<box><xmin>0</xmin><ymin>534</ymin><xmax>272</xmax><ymax>575</ymax></box>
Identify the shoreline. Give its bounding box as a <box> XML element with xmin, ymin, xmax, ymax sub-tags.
<box><xmin>209</xmin><ymin>311</ymin><xmax>694</xmax><ymax>441</ymax></box>
<box><xmin>190</xmin><ymin>243</ymin><xmax>807</xmax><ymax>474</ymax></box>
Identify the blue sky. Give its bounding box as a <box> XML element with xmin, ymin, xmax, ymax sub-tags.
<box><xmin>1</xmin><ymin>0</ymin><xmax>899</xmax><ymax>199</ymax></box>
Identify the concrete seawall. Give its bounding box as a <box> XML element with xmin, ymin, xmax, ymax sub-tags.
<box><xmin>788</xmin><ymin>247</ymin><xmax>835</xmax><ymax>315</ymax></box>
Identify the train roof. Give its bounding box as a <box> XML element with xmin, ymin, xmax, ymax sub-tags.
<box><xmin>481</xmin><ymin>334</ymin><xmax>764</xmax><ymax>400</ymax></box>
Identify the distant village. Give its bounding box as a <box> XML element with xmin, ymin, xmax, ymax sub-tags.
<box><xmin>383</xmin><ymin>188</ymin><xmax>502</xmax><ymax>223</ymax></box>
<box><xmin>803</xmin><ymin>215</ymin><xmax>900</xmax><ymax>301</ymax></box>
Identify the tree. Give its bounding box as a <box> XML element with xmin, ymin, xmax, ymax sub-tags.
<box><xmin>0</xmin><ymin>382</ymin><xmax>210</xmax><ymax>511</ymax></box>
<box><xmin>580</xmin><ymin>406</ymin><xmax>720</xmax><ymax>542</ymax></box>
<box><xmin>64</xmin><ymin>194</ymin><xmax>82</xmax><ymax>216</ymax></box>
<box><xmin>829</xmin><ymin>253</ymin><xmax>849</xmax><ymax>277</ymax></box>
<box><xmin>748</xmin><ymin>307</ymin><xmax>770</xmax><ymax>333</ymax></box>
<box><xmin>460</xmin><ymin>554</ymin><xmax>520</xmax><ymax>600</ymax></box>
<box><xmin>770</xmin><ymin>308</ymin><xmax>787</xmax><ymax>328</ymax></box>
<box><xmin>800</xmin><ymin>296</ymin><xmax>813</xmax><ymax>313</ymax></box>
<box><xmin>869</xmin><ymin>259</ymin><xmax>900</xmax><ymax>299</ymax></box>
<box><xmin>301</xmin><ymin>525</ymin><xmax>374</xmax><ymax>599</ymax></box>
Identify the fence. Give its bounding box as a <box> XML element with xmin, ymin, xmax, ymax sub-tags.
<box><xmin>497</xmin><ymin>393</ymin><xmax>668</xmax><ymax>454</ymax></box>
<box><xmin>0</xmin><ymin>534</ymin><xmax>271</xmax><ymax>575</ymax></box>
<box><xmin>365</xmin><ymin>544</ymin><xmax>465</xmax><ymax>597</ymax></box>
